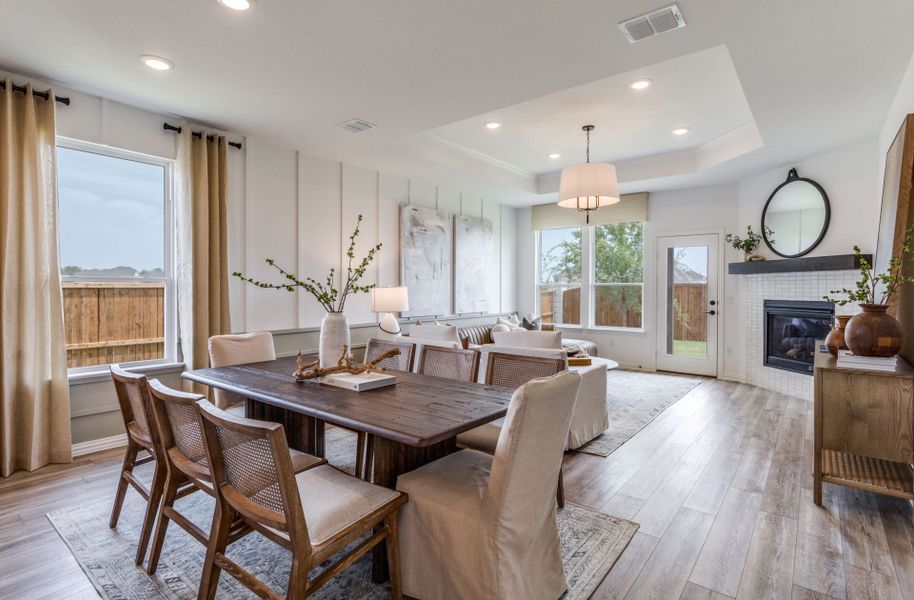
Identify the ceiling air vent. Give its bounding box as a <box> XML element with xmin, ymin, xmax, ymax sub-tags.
<box><xmin>336</xmin><ymin>118</ymin><xmax>377</xmax><ymax>133</ymax></box>
<box><xmin>618</xmin><ymin>4</ymin><xmax>685</xmax><ymax>43</ymax></box>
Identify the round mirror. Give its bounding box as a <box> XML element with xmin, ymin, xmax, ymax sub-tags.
<box><xmin>762</xmin><ymin>168</ymin><xmax>830</xmax><ymax>258</ymax></box>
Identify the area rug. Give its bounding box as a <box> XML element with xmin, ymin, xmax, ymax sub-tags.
<box><xmin>49</xmin><ymin>477</ymin><xmax>637</xmax><ymax>600</ymax></box>
<box><xmin>576</xmin><ymin>369</ymin><xmax>703</xmax><ymax>457</ymax></box>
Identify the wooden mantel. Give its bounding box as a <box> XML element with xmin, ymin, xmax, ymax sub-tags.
<box><xmin>728</xmin><ymin>253</ymin><xmax>872</xmax><ymax>275</ymax></box>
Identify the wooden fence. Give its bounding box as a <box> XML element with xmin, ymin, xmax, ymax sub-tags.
<box><xmin>63</xmin><ymin>282</ymin><xmax>165</xmax><ymax>368</ymax></box>
<box><xmin>540</xmin><ymin>282</ymin><xmax>706</xmax><ymax>339</ymax></box>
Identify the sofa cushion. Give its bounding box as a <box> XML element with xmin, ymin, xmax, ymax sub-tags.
<box><xmin>492</xmin><ymin>330</ymin><xmax>563</xmax><ymax>349</ymax></box>
<box><xmin>458</xmin><ymin>325</ymin><xmax>494</xmax><ymax>346</ymax></box>
<box><xmin>410</xmin><ymin>322</ymin><xmax>461</xmax><ymax>344</ymax></box>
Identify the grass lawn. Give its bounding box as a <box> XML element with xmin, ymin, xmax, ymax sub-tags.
<box><xmin>673</xmin><ymin>339</ymin><xmax>707</xmax><ymax>357</ymax></box>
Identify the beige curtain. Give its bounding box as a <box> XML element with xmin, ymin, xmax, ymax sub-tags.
<box><xmin>0</xmin><ymin>81</ymin><xmax>71</xmax><ymax>477</ymax></box>
<box><xmin>175</xmin><ymin>126</ymin><xmax>231</xmax><ymax>378</ymax></box>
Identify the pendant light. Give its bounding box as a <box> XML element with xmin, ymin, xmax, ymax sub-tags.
<box><xmin>558</xmin><ymin>125</ymin><xmax>620</xmax><ymax>223</ymax></box>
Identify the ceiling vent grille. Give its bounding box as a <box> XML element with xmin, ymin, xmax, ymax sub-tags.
<box><xmin>336</xmin><ymin>118</ymin><xmax>377</xmax><ymax>133</ymax></box>
<box><xmin>618</xmin><ymin>4</ymin><xmax>685</xmax><ymax>43</ymax></box>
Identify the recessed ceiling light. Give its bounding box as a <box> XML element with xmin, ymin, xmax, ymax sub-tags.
<box><xmin>140</xmin><ymin>55</ymin><xmax>174</xmax><ymax>71</ymax></box>
<box><xmin>549</xmin><ymin>153</ymin><xmax>561</xmax><ymax>159</ymax></box>
<box><xmin>217</xmin><ymin>0</ymin><xmax>252</xmax><ymax>9</ymax></box>
<box><xmin>485</xmin><ymin>121</ymin><xmax>502</xmax><ymax>130</ymax></box>
<box><xmin>672</xmin><ymin>127</ymin><xmax>690</xmax><ymax>135</ymax></box>
<box><xmin>629</xmin><ymin>78</ymin><xmax>653</xmax><ymax>90</ymax></box>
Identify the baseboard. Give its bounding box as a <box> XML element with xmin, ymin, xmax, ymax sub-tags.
<box><xmin>72</xmin><ymin>433</ymin><xmax>127</xmax><ymax>457</ymax></box>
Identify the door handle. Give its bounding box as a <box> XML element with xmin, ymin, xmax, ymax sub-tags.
<box><xmin>706</xmin><ymin>310</ymin><xmax>717</xmax><ymax>315</ymax></box>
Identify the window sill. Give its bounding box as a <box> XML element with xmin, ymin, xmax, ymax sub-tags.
<box><xmin>68</xmin><ymin>361</ymin><xmax>185</xmax><ymax>386</ymax></box>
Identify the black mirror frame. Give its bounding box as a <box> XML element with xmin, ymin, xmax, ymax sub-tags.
<box><xmin>761</xmin><ymin>168</ymin><xmax>831</xmax><ymax>258</ymax></box>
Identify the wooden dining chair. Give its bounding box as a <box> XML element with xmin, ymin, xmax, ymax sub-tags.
<box><xmin>144</xmin><ymin>380</ymin><xmax>326</xmax><ymax>575</ymax></box>
<box><xmin>458</xmin><ymin>351</ymin><xmax>569</xmax><ymax>507</ymax></box>
<box><xmin>108</xmin><ymin>364</ymin><xmax>167</xmax><ymax>566</ymax></box>
<box><xmin>208</xmin><ymin>331</ymin><xmax>276</xmax><ymax>411</ymax></box>
<box><xmin>364</xmin><ymin>338</ymin><xmax>415</xmax><ymax>372</ymax></box>
<box><xmin>358</xmin><ymin>338</ymin><xmax>416</xmax><ymax>480</ymax></box>
<box><xmin>196</xmin><ymin>400</ymin><xmax>408</xmax><ymax>600</ymax></box>
<box><xmin>416</xmin><ymin>345</ymin><xmax>480</xmax><ymax>382</ymax></box>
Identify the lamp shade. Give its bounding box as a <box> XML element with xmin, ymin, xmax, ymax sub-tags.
<box><xmin>557</xmin><ymin>162</ymin><xmax>620</xmax><ymax>210</ymax></box>
<box><xmin>371</xmin><ymin>286</ymin><xmax>409</xmax><ymax>313</ymax></box>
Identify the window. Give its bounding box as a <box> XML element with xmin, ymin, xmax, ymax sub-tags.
<box><xmin>536</xmin><ymin>222</ymin><xmax>644</xmax><ymax>330</ymax></box>
<box><xmin>537</xmin><ymin>226</ymin><xmax>582</xmax><ymax>325</ymax></box>
<box><xmin>57</xmin><ymin>140</ymin><xmax>174</xmax><ymax>371</ymax></box>
<box><xmin>593</xmin><ymin>222</ymin><xmax>643</xmax><ymax>328</ymax></box>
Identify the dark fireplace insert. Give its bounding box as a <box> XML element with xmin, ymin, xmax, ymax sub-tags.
<box><xmin>763</xmin><ymin>300</ymin><xmax>834</xmax><ymax>374</ymax></box>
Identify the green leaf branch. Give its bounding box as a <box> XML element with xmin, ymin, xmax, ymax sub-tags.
<box><xmin>725</xmin><ymin>225</ymin><xmax>774</xmax><ymax>254</ymax></box>
<box><xmin>823</xmin><ymin>224</ymin><xmax>914</xmax><ymax>306</ymax></box>
<box><xmin>233</xmin><ymin>214</ymin><xmax>382</xmax><ymax>313</ymax></box>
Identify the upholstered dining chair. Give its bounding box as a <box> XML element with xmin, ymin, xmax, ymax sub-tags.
<box><xmin>416</xmin><ymin>345</ymin><xmax>480</xmax><ymax>382</ymax></box>
<box><xmin>208</xmin><ymin>331</ymin><xmax>276</xmax><ymax>410</ymax></box>
<box><xmin>108</xmin><ymin>364</ymin><xmax>166</xmax><ymax>566</ymax></box>
<box><xmin>458</xmin><ymin>351</ymin><xmax>569</xmax><ymax>506</ymax></box>
<box><xmin>196</xmin><ymin>400</ymin><xmax>408</xmax><ymax>600</ymax></box>
<box><xmin>144</xmin><ymin>379</ymin><xmax>325</xmax><ymax>575</ymax></box>
<box><xmin>397</xmin><ymin>371</ymin><xmax>582</xmax><ymax>600</ymax></box>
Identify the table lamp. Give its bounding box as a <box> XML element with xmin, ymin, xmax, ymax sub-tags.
<box><xmin>371</xmin><ymin>286</ymin><xmax>409</xmax><ymax>335</ymax></box>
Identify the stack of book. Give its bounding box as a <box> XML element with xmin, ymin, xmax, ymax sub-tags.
<box><xmin>322</xmin><ymin>372</ymin><xmax>397</xmax><ymax>391</ymax></box>
<box><xmin>835</xmin><ymin>350</ymin><xmax>899</xmax><ymax>372</ymax></box>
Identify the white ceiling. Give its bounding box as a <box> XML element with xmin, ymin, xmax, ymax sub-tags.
<box><xmin>2</xmin><ymin>0</ymin><xmax>914</xmax><ymax>205</ymax></box>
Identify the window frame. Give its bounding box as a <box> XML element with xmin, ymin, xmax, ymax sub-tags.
<box><xmin>535</xmin><ymin>221</ymin><xmax>645</xmax><ymax>332</ymax></box>
<box><xmin>57</xmin><ymin>137</ymin><xmax>178</xmax><ymax>376</ymax></box>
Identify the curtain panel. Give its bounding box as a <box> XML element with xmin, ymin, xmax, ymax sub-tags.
<box><xmin>0</xmin><ymin>81</ymin><xmax>71</xmax><ymax>477</ymax></box>
<box><xmin>175</xmin><ymin>126</ymin><xmax>231</xmax><ymax>378</ymax></box>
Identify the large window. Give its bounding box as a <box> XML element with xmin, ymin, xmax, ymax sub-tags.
<box><xmin>536</xmin><ymin>222</ymin><xmax>644</xmax><ymax>329</ymax></box>
<box><xmin>593</xmin><ymin>222</ymin><xmax>643</xmax><ymax>328</ymax></box>
<box><xmin>538</xmin><ymin>227</ymin><xmax>582</xmax><ymax>325</ymax></box>
<box><xmin>57</xmin><ymin>140</ymin><xmax>174</xmax><ymax>370</ymax></box>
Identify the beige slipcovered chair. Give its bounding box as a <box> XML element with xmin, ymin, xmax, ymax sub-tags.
<box><xmin>397</xmin><ymin>371</ymin><xmax>582</xmax><ymax>600</ymax></box>
<box><xmin>207</xmin><ymin>331</ymin><xmax>276</xmax><ymax>409</ymax></box>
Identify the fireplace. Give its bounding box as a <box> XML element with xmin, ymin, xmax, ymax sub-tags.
<box><xmin>763</xmin><ymin>300</ymin><xmax>834</xmax><ymax>374</ymax></box>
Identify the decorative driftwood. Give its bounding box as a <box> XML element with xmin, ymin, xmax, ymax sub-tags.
<box><xmin>293</xmin><ymin>344</ymin><xmax>400</xmax><ymax>381</ymax></box>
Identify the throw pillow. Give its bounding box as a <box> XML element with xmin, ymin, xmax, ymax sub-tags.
<box><xmin>522</xmin><ymin>315</ymin><xmax>542</xmax><ymax>331</ymax></box>
<box><xmin>496</xmin><ymin>317</ymin><xmax>523</xmax><ymax>331</ymax></box>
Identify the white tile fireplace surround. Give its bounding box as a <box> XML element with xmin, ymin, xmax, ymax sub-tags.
<box><xmin>744</xmin><ymin>270</ymin><xmax>859</xmax><ymax>399</ymax></box>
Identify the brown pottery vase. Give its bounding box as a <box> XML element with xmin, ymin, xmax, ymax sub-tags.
<box><xmin>844</xmin><ymin>304</ymin><xmax>903</xmax><ymax>357</ymax></box>
<box><xmin>824</xmin><ymin>315</ymin><xmax>852</xmax><ymax>357</ymax></box>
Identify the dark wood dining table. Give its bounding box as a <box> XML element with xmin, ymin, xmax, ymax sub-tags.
<box><xmin>182</xmin><ymin>354</ymin><xmax>513</xmax><ymax>581</ymax></box>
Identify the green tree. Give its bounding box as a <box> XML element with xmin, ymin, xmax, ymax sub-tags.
<box><xmin>543</xmin><ymin>223</ymin><xmax>644</xmax><ymax>326</ymax></box>
<box><xmin>61</xmin><ymin>265</ymin><xmax>81</xmax><ymax>276</ymax></box>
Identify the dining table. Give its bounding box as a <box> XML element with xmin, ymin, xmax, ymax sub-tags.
<box><xmin>182</xmin><ymin>354</ymin><xmax>514</xmax><ymax>582</ymax></box>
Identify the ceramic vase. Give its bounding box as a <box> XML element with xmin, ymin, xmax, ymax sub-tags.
<box><xmin>319</xmin><ymin>312</ymin><xmax>350</xmax><ymax>368</ymax></box>
<box><xmin>824</xmin><ymin>315</ymin><xmax>852</xmax><ymax>357</ymax></box>
<box><xmin>845</xmin><ymin>304</ymin><xmax>903</xmax><ymax>357</ymax></box>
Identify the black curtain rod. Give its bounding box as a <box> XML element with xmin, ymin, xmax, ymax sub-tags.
<box><xmin>163</xmin><ymin>122</ymin><xmax>242</xmax><ymax>149</ymax></box>
<box><xmin>0</xmin><ymin>81</ymin><xmax>70</xmax><ymax>105</ymax></box>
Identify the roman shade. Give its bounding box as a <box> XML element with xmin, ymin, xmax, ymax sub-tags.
<box><xmin>532</xmin><ymin>192</ymin><xmax>647</xmax><ymax>230</ymax></box>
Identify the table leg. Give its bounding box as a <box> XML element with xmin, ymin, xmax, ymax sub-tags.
<box><xmin>369</xmin><ymin>435</ymin><xmax>458</xmax><ymax>583</ymax></box>
<box><xmin>245</xmin><ymin>399</ymin><xmax>326</xmax><ymax>457</ymax></box>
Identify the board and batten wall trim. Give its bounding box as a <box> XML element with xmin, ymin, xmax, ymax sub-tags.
<box><xmin>237</xmin><ymin>141</ymin><xmax>517</xmax><ymax>334</ymax></box>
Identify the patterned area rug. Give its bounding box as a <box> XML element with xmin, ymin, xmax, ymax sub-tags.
<box><xmin>576</xmin><ymin>369</ymin><xmax>703</xmax><ymax>457</ymax></box>
<box><xmin>48</xmin><ymin>439</ymin><xmax>637</xmax><ymax>599</ymax></box>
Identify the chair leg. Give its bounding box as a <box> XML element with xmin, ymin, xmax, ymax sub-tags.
<box><xmin>286</xmin><ymin>556</ymin><xmax>309</xmax><ymax>600</ymax></box>
<box><xmin>198</xmin><ymin>501</ymin><xmax>233</xmax><ymax>600</ymax></box>
<box><xmin>146</xmin><ymin>469</ymin><xmax>182</xmax><ymax>574</ymax></box>
<box><xmin>364</xmin><ymin>435</ymin><xmax>375</xmax><ymax>483</ymax></box>
<box><xmin>356</xmin><ymin>432</ymin><xmax>366</xmax><ymax>479</ymax></box>
<box><xmin>384</xmin><ymin>511</ymin><xmax>403</xmax><ymax>600</ymax></box>
<box><xmin>109</xmin><ymin>442</ymin><xmax>139</xmax><ymax>528</ymax></box>
<box><xmin>135</xmin><ymin>457</ymin><xmax>166</xmax><ymax>566</ymax></box>
<box><xmin>556</xmin><ymin>466</ymin><xmax>565</xmax><ymax>509</ymax></box>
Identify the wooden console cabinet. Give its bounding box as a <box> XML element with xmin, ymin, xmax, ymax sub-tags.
<box><xmin>813</xmin><ymin>349</ymin><xmax>914</xmax><ymax>510</ymax></box>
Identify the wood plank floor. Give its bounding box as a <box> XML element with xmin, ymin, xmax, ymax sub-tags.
<box><xmin>1</xmin><ymin>377</ymin><xmax>912</xmax><ymax>599</ymax></box>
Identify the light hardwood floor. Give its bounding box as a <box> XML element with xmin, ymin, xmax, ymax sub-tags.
<box><xmin>1</xmin><ymin>378</ymin><xmax>912</xmax><ymax>599</ymax></box>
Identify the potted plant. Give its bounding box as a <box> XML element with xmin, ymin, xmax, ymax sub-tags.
<box><xmin>725</xmin><ymin>225</ymin><xmax>774</xmax><ymax>261</ymax></box>
<box><xmin>823</xmin><ymin>230</ymin><xmax>914</xmax><ymax>357</ymax></box>
<box><xmin>234</xmin><ymin>214</ymin><xmax>381</xmax><ymax>367</ymax></box>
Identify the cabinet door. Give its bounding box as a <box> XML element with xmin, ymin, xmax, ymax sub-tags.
<box><xmin>821</xmin><ymin>371</ymin><xmax>914</xmax><ymax>463</ymax></box>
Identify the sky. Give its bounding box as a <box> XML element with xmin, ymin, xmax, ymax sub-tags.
<box><xmin>57</xmin><ymin>147</ymin><xmax>165</xmax><ymax>272</ymax></box>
